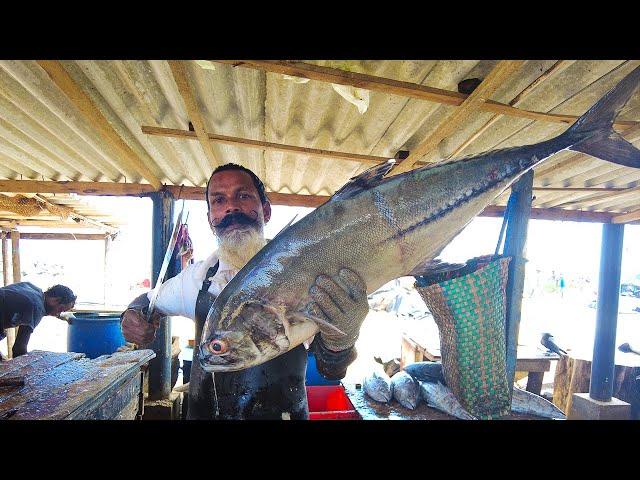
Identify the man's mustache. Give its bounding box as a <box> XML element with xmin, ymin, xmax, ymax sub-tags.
<box><xmin>214</xmin><ymin>211</ymin><xmax>260</xmax><ymax>230</ymax></box>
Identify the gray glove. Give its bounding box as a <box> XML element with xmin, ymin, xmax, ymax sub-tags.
<box><xmin>308</xmin><ymin>268</ymin><xmax>369</xmax><ymax>352</ymax></box>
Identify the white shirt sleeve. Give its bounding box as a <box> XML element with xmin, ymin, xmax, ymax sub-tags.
<box><xmin>147</xmin><ymin>252</ymin><xmax>219</xmax><ymax>321</ymax></box>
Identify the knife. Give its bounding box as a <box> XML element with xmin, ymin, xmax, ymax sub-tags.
<box><xmin>146</xmin><ymin>200</ymin><xmax>185</xmax><ymax>323</ymax></box>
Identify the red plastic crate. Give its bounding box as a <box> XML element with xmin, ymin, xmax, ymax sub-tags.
<box><xmin>306</xmin><ymin>385</ymin><xmax>361</xmax><ymax>420</ymax></box>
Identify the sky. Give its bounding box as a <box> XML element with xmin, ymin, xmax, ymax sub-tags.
<box><xmin>7</xmin><ymin>195</ymin><xmax>640</xmax><ymax>308</ymax></box>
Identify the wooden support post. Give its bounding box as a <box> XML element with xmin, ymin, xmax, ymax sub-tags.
<box><xmin>503</xmin><ymin>171</ymin><xmax>534</xmax><ymax>393</ymax></box>
<box><xmin>2</xmin><ymin>230</ymin><xmax>11</xmax><ymax>357</ymax></box>
<box><xmin>147</xmin><ymin>192</ymin><xmax>175</xmax><ymax>401</ymax></box>
<box><xmin>104</xmin><ymin>235</ymin><xmax>112</xmax><ymax>308</ymax></box>
<box><xmin>5</xmin><ymin>230</ymin><xmax>21</xmax><ymax>358</ymax></box>
<box><xmin>591</xmin><ymin>223</ymin><xmax>625</xmax><ymax>401</ymax></box>
<box><xmin>1</xmin><ymin>231</ymin><xmax>8</xmax><ymax>286</ymax></box>
<box><xmin>10</xmin><ymin>230</ymin><xmax>20</xmax><ymax>283</ymax></box>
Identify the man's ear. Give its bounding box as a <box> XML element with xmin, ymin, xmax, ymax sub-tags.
<box><xmin>262</xmin><ymin>201</ymin><xmax>272</xmax><ymax>224</ymax></box>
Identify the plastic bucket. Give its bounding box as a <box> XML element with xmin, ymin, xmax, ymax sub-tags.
<box><xmin>306</xmin><ymin>385</ymin><xmax>360</xmax><ymax>420</ymax></box>
<box><xmin>305</xmin><ymin>351</ymin><xmax>341</xmax><ymax>386</ymax></box>
<box><xmin>67</xmin><ymin>312</ymin><xmax>125</xmax><ymax>359</ymax></box>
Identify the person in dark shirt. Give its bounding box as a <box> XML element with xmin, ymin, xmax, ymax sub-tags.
<box><xmin>0</xmin><ymin>283</ymin><xmax>76</xmax><ymax>358</ymax></box>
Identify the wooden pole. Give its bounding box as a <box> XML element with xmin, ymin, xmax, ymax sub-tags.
<box><xmin>141</xmin><ymin>125</ymin><xmax>390</xmax><ymax>165</ymax></box>
<box><xmin>5</xmin><ymin>230</ymin><xmax>21</xmax><ymax>358</ymax></box>
<box><xmin>104</xmin><ymin>235</ymin><xmax>112</xmax><ymax>308</ymax></box>
<box><xmin>10</xmin><ymin>230</ymin><xmax>20</xmax><ymax>283</ymax></box>
<box><xmin>36</xmin><ymin>61</ymin><xmax>162</xmax><ymax>189</ymax></box>
<box><xmin>392</xmin><ymin>60</ymin><xmax>524</xmax><ymax>173</ymax></box>
<box><xmin>216</xmin><ymin>61</ymin><xmax>638</xmax><ymax>129</ymax></box>
<box><xmin>1</xmin><ymin>231</ymin><xmax>12</xmax><ymax>358</ymax></box>
<box><xmin>590</xmin><ymin>223</ymin><xmax>625</xmax><ymax>401</ymax></box>
<box><xmin>12</xmin><ymin>233</ymin><xmax>108</xmax><ymax>240</ymax></box>
<box><xmin>1</xmin><ymin>231</ymin><xmax>8</xmax><ymax>286</ymax></box>
<box><xmin>448</xmin><ymin>61</ymin><xmax>572</xmax><ymax>160</ymax></box>
<box><xmin>503</xmin><ymin>171</ymin><xmax>534</xmax><ymax>395</ymax></box>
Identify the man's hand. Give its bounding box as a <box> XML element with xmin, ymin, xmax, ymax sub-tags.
<box><xmin>121</xmin><ymin>309</ymin><xmax>162</xmax><ymax>346</ymax></box>
<box><xmin>308</xmin><ymin>268</ymin><xmax>369</xmax><ymax>352</ymax></box>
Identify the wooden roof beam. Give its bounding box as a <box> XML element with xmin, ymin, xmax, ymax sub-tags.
<box><xmin>217</xmin><ymin>60</ymin><xmax>638</xmax><ymax>130</ymax></box>
<box><xmin>545</xmin><ymin>190</ymin><xmax>637</xmax><ymax>210</ymax></box>
<box><xmin>533</xmin><ymin>187</ymin><xmax>625</xmax><ymax>193</ymax></box>
<box><xmin>448</xmin><ymin>61</ymin><xmax>573</xmax><ymax>160</ymax></box>
<box><xmin>612</xmin><ymin>208</ymin><xmax>640</xmax><ymax>224</ymax></box>
<box><xmin>0</xmin><ymin>180</ymin><xmax>156</xmax><ymax>197</ymax></box>
<box><xmin>167</xmin><ymin>61</ymin><xmax>221</xmax><ymax>170</ymax></box>
<box><xmin>141</xmin><ymin>125</ymin><xmax>390</xmax><ymax>165</ymax></box>
<box><xmin>0</xmin><ymin>192</ymin><xmax>118</xmax><ymax>234</ymax></box>
<box><xmin>162</xmin><ymin>185</ymin><xmax>329</xmax><ymax>208</ymax></box>
<box><xmin>479</xmin><ymin>205</ymin><xmax>617</xmax><ymax>223</ymax></box>
<box><xmin>33</xmin><ymin>194</ymin><xmax>119</xmax><ymax>234</ymax></box>
<box><xmin>534</xmin><ymin>124</ymin><xmax>640</xmax><ymax>180</ymax></box>
<box><xmin>0</xmin><ymin>219</ymin><xmax>110</xmax><ymax>229</ymax></box>
<box><xmin>1</xmin><ymin>179</ymin><xmax>634</xmax><ymax>212</ymax></box>
<box><xmin>392</xmin><ymin>61</ymin><xmax>524</xmax><ymax>174</ymax></box>
<box><xmin>17</xmin><ymin>233</ymin><xmax>109</xmax><ymax>240</ymax></box>
<box><xmin>0</xmin><ymin>180</ymin><xmax>330</xmax><ymax>208</ymax></box>
<box><xmin>35</xmin><ymin>61</ymin><xmax>162</xmax><ymax>190</ymax></box>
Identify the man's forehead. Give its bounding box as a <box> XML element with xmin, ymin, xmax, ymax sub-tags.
<box><xmin>208</xmin><ymin>170</ymin><xmax>257</xmax><ymax>194</ymax></box>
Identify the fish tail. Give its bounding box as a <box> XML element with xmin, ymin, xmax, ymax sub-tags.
<box><xmin>561</xmin><ymin>65</ymin><xmax>640</xmax><ymax>168</ymax></box>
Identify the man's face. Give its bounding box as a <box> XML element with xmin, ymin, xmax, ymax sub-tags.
<box><xmin>207</xmin><ymin>170</ymin><xmax>271</xmax><ymax>238</ymax></box>
<box><xmin>45</xmin><ymin>297</ymin><xmax>75</xmax><ymax>318</ymax></box>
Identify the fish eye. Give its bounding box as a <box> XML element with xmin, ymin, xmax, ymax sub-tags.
<box><xmin>207</xmin><ymin>339</ymin><xmax>229</xmax><ymax>355</ymax></box>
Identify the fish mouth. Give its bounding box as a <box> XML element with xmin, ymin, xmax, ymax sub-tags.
<box><xmin>198</xmin><ymin>351</ymin><xmax>236</xmax><ymax>372</ymax></box>
<box><xmin>197</xmin><ymin>333</ymin><xmax>290</xmax><ymax>373</ymax></box>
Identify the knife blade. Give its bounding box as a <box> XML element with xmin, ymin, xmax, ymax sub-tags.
<box><xmin>146</xmin><ymin>200</ymin><xmax>185</xmax><ymax>323</ymax></box>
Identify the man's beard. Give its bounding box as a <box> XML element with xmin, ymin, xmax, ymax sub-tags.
<box><xmin>214</xmin><ymin>213</ymin><xmax>266</xmax><ymax>270</ymax></box>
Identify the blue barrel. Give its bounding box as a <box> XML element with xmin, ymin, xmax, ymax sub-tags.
<box><xmin>67</xmin><ymin>312</ymin><xmax>126</xmax><ymax>359</ymax></box>
<box><xmin>305</xmin><ymin>351</ymin><xmax>340</xmax><ymax>386</ymax></box>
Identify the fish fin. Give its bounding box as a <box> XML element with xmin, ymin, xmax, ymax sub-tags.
<box><xmin>407</xmin><ymin>258</ymin><xmax>466</xmax><ymax>277</ymax></box>
<box><xmin>563</xmin><ymin>66</ymin><xmax>640</xmax><ymax>168</ymax></box>
<box><xmin>271</xmin><ymin>214</ymin><xmax>298</xmax><ymax>241</ymax></box>
<box><xmin>289</xmin><ymin>312</ymin><xmax>347</xmax><ymax>336</ymax></box>
<box><xmin>331</xmin><ymin>160</ymin><xmax>396</xmax><ymax>201</ymax></box>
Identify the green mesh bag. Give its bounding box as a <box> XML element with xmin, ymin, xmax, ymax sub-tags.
<box><xmin>414</xmin><ymin>255</ymin><xmax>512</xmax><ymax>420</ymax></box>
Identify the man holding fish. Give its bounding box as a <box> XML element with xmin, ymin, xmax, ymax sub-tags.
<box><xmin>120</xmin><ymin>163</ymin><xmax>370</xmax><ymax>419</ymax></box>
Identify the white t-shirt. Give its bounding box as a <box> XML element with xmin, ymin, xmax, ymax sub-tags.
<box><xmin>148</xmin><ymin>251</ymin><xmax>237</xmax><ymax>321</ymax></box>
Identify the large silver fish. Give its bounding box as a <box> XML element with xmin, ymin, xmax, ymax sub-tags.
<box><xmin>510</xmin><ymin>386</ymin><xmax>566</xmax><ymax>419</ymax></box>
<box><xmin>391</xmin><ymin>370</ymin><xmax>421</xmax><ymax>410</ymax></box>
<box><xmin>419</xmin><ymin>381</ymin><xmax>477</xmax><ymax>420</ymax></box>
<box><xmin>199</xmin><ymin>66</ymin><xmax>640</xmax><ymax>373</ymax></box>
<box><xmin>363</xmin><ymin>367</ymin><xmax>394</xmax><ymax>403</ymax></box>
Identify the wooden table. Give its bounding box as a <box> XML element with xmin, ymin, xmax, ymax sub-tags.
<box><xmin>0</xmin><ymin>349</ymin><xmax>155</xmax><ymax>420</ymax></box>
<box><xmin>400</xmin><ymin>333</ymin><xmax>559</xmax><ymax>395</ymax></box>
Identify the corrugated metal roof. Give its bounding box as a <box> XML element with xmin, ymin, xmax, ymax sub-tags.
<box><xmin>0</xmin><ymin>59</ymin><xmax>638</xmax><ymax>220</ymax></box>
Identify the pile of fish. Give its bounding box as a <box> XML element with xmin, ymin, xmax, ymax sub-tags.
<box><xmin>362</xmin><ymin>361</ymin><xmax>566</xmax><ymax>420</ymax></box>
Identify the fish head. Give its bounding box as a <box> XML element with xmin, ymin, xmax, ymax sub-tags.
<box><xmin>198</xmin><ymin>300</ymin><xmax>291</xmax><ymax>372</ymax></box>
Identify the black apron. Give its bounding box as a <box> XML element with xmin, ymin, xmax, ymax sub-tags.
<box><xmin>187</xmin><ymin>262</ymin><xmax>309</xmax><ymax>420</ymax></box>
